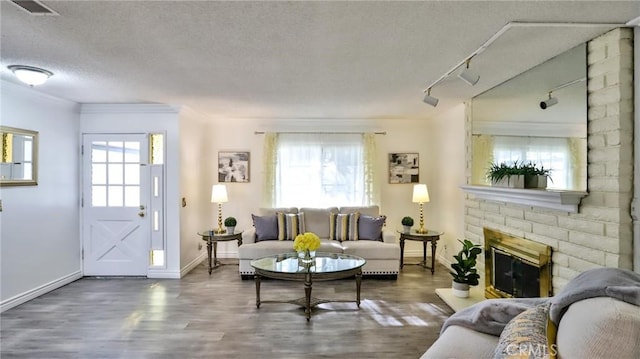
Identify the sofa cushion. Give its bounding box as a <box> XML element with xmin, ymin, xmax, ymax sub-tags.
<box><xmin>556</xmin><ymin>297</ymin><xmax>640</xmax><ymax>359</ymax></box>
<box><xmin>341</xmin><ymin>240</ymin><xmax>400</xmax><ymax>260</ymax></box>
<box><xmin>340</xmin><ymin>205</ymin><xmax>379</xmax><ymax>217</ymax></box>
<box><xmin>276</xmin><ymin>212</ymin><xmax>305</xmax><ymax>240</ymax></box>
<box><xmin>421</xmin><ymin>325</ymin><xmax>499</xmax><ymax>359</ymax></box>
<box><xmin>251</xmin><ymin>214</ymin><xmax>278</xmax><ymax>241</ymax></box>
<box><xmin>358</xmin><ymin>215</ymin><xmax>386</xmax><ymax>240</ymax></box>
<box><xmin>493</xmin><ymin>302</ymin><xmax>554</xmax><ymax>359</ymax></box>
<box><xmin>259</xmin><ymin>207</ymin><xmax>298</xmax><ymax>216</ymax></box>
<box><xmin>238</xmin><ymin>240</ymin><xmax>296</xmax><ymax>259</ymax></box>
<box><xmin>299</xmin><ymin>207</ymin><xmax>338</xmax><ymax>239</ymax></box>
<box><xmin>330</xmin><ymin>212</ymin><xmax>359</xmax><ymax>241</ymax></box>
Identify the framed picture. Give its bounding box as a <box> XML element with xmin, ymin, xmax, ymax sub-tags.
<box><xmin>388</xmin><ymin>153</ymin><xmax>419</xmax><ymax>184</ymax></box>
<box><xmin>218</xmin><ymin>151</ymin><xmax>250</xmax><ymax>183</ymax></box>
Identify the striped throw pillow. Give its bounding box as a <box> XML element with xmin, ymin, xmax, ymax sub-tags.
<box><xmin>330</xmin><ymin>212</ymin><xmax>360</xmax><ymax>241</ymax></box>
<box><xmin>277</xmin><ymin>212</ymin><xmax>305</xmax><ymax>240</ymax></box>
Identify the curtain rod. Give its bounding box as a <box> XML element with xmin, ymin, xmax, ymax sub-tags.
<box><xmin>254</xmin><ymin>131</ymin><xmax>386</xmax><ymax>135</ymax></box>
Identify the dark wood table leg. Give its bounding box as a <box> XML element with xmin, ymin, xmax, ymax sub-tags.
<box><xmin>255</xmin><ymin>274</ymin><xmax>261</xmax><ymax>308</ymax></box>
<box><xmin>237</xmin><ymin>236</ymin><xmax>243</xmax><ymax>247</ymax></box>
<box><xmin>304</xmin><ymin>272</ymin><xmax>312</xmax><ymax>321</ymax></box>
<box><xmin>399</xmin><ymin>238</ymin><xmax>405</xmax><ymax>269</ymax></box>
<box><xmin>213</xmin><ymin>241</ymin><xmax>219</xmax><ymax>268</ymax></box>
<box><xmin>355</xmin><ymin>270</ymin><xmax>362</xmax><ymax>307</ymax></box>
<box><xmin>422</xmin><ymin>240</ymin><xmax>427</xmax><ymax>267</ymax></box>
<box><xmin>430</xmin><ymin>240</ymin><xmax>437</xmax><ymax>275</ymax></box>
<box><xmin>207</xmin><ymin>238</ymin><xmax>213</xmax><ymax>275</ymax></box>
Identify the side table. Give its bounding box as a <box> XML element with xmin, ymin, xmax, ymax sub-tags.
<box><xmin>397</xmin><ymin>229</ymin><xmax>443</xmax><ymax>274</ymax></box>
<box><xmin>197</xmin><ymin>231</ymin><xmax>243</xmax><ymax>275</ymax></box>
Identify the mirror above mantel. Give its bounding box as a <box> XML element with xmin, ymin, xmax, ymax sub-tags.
<box><xmin>0</xmin><ymin>126</ymin><xmax>38</xmax><ymax>186</ymax></box>
<box><xmin>470</xmin><ymin>43</ymin><xmax>587</xmax><ymax>192</ymax></box>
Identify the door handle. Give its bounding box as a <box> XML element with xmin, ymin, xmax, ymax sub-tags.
<box><xmin>138</xmin><ymin>211</ymin><xmax>145</xmax><ymax>217</ymax></box>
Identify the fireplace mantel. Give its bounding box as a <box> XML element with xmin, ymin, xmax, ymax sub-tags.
<box><xmin>460</xmin><ymin>185</ymin><xmax>588</xmax><ymax>213</ymax></box>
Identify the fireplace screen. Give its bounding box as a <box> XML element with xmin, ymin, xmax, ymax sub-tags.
<box><xmin>493</xmin><ymin>248</ymin><xmax>541</xmax><ymax>298</ymax></box>
<box><xmin>484</xmin><ymin>228</ymin><xmax>552</xmax><ymax>299</ymax></box>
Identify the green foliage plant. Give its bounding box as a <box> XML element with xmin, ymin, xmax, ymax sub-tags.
<box><xmin>450</xmin><ymin>239</ymin><xmax>482</xmax><ymax>286</ymax></box>
<box><xmin>224</xmin><ymin>217</ymin><xmax>237</xmax><ymax>227</ymax></box>
<box><xmin>401</xmin><ymin>216</ymin><xmax>414</xmax><ymax>226</ymax></box>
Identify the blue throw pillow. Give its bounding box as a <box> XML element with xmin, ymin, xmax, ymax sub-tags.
<box><xmin>358</xmin><ymin>215</ymin><xmax>386</xmax><ymax>240</ymax></box>
<box><xmin>252</xmin><ymin>214</ymin><xmax>278</xmax><ymax>241</ymax></box>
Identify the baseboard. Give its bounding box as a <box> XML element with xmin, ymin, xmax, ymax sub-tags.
<box><xmin>1</xmin><ymin>271</ymin><xmax>82</xmax><ymax>313</ymax></box>
<box><xmin>147</xmin><ymin>269</ymin><xmax>181</xmax><ymax>279</ymax></box>
<box><xmin>179</xmin><ymin>252</ymin><xmax>207</xmax><ymax>278</ymax></box>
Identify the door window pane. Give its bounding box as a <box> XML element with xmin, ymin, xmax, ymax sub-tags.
<box><xmin>92</xmin><ymin>141</ymin><xmax>107</xmax><ymax>162</ymax></box>
<box><xmin>124</xmin><ymin>164</ymin><xmax>140</xmax><ymax>185</ymax></box>
<box><xmin>108</xmin><ymin>186</ymin><xmax>124</xmax><ymax>207</ymax></box>
<box><xmin>92</xmin><ymin>185</ymin><xmax>107</xmax><ymax>207</ymax></box>
<box><xmin>124</xmin><ymin>186</ymin><xmax>140</xmax><ymax>207</ymax></box>
<box><xmin>124</xmin><ymin>142</ymin><xmax>140</xmax><ymax>163</ymax></box>
<box><xmin>107</xmin><ymin>141</ymin><xmax>123</xmax><ymax>162</ymax></box>
<box><xmin>108</xmin><ymin>164</ymin><xmax>124</xmax><ymax>185</ymax></box>
<box><xmin>92</xmin><ymin>164</ymin><xmax>107</xmax><ymax>185</ymax></box>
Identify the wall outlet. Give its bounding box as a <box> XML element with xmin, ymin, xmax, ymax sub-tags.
<box><xmin>198</xmin><ymin>243</ymin><xmax>203</xmax><ymax>251</ymax></box>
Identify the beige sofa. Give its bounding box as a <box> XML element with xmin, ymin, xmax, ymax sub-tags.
<box><xmin>423</xmin><ymin>268</ymin><xmax>640</xmax><ymax>359</ymax></box>
<box><xmin>238</xmin><ymin>206</ymin><xmax>400</xmax><ymax>279</ymax></box>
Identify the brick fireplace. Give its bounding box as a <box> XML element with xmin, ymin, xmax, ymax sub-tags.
<box><xmin>464</xmin><ymin>28</ymin><xmax>634</xmax><ymax>294</ymax></box>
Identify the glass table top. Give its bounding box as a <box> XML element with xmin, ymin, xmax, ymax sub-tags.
<box><xmin>251</xmin><ymin>252</ymin><xmax>365</xmax><ymax>274</ymax></box>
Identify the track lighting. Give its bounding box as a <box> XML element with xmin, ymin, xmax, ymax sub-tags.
<box><xmin>423</xmin><ymin>88</ymin><xmax>439</xmax><ymax>107</ymax></box>
<box><xmin>7</xmin><ymin>65</ymin><xmax>53</xmax><ymax>86</ymax></box>
<box><xmin>458</xmin><ymin>59</ymin><xmax>480</xmax><ymax>86</ymax></box>
<box><xmin>540</xmin><ymin>92</ymin><xmax>558</xmax><ymax>109</ymax></box>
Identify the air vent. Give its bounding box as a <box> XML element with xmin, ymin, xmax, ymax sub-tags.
<box><xmin>10</xmin><ymin>1</ymin><xmax>58</xmax><ymax>15</ymax></box>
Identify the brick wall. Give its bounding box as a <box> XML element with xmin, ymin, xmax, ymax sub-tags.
<box><xmin>465</xmin><ymin>28</ymin><xmax>634</xmax><ymax>294</ymax></box>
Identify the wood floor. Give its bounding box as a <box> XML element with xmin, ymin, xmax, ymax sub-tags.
<box><xmin>1</xmin><ymin>259</ymin><xmax>454</xmax><ymax>359</ymax></box>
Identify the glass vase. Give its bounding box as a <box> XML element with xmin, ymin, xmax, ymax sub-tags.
<box><xmin>298</xmin><ymin>249</ymin><xmax>316</xmax><ymax>264</ymax></box>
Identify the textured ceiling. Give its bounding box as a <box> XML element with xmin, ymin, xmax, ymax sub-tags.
<box><xmin>1</xmin><ymin>1</ymin><xmax>638</xmax><ymax>120</ymax></box>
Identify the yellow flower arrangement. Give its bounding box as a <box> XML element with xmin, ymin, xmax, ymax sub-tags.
<box><xmin>293</xmin><ymin>232</ymin><xmax>321</xmax><ymax>252</ymax></box>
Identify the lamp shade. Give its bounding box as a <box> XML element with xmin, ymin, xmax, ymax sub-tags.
<box><xmin>211</xmin><ymin>184</ymin><xmax>228</xmax><ymax>203</ymax></box>
<box><xmin>412</xmin><ymin>184</ymin><xmax>430</xmax><ymax>203</ymax></box>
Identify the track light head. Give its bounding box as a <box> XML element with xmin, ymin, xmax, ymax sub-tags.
<box><xmin>423</xmin><ymin>88</ymin><xmax>439</xmax><ymax>107</ymax></box>
<box><xmin>540</xmin><ymin>93</ymin><xmax>558</xmax><ymax>109</ymax></box>
<box><xmin>458</xmin><ymin>59</ymin><xmax>479</xmax><ymax>86</ymax></box>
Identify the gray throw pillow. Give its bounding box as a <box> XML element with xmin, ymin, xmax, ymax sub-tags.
<box><xmin>252</xmin><ymin>214</ymin><xmax>278</xmax><ymax>241</ymax></box>
<box><xmin>358</xmin><ymin>215</ymin><xmax>386</xmax><ymax>240</ymax></box>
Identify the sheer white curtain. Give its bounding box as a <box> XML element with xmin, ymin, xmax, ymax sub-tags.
<box><xmin>262</xmin><ymin>133</ymin><xmax>278</xmax><ymax>207</ymax></box>
<box><xmin>264</xmin><ymin>133</ymin><xmax>374</xmax><ymax>207</ymax></box>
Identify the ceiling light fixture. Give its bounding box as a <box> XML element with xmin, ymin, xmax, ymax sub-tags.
<box><xmin>458</xmin><ymin>59</ymin><xmax>480</xmax><ymax>86</ymax></box>
<box><xmin>421</xmin><ymin>21</ymin><xmax>625</xmax><ymax>107</ymax></box>
<box><xmin>423</xmin><ymin>88</ymin><xmax>439</xmax><ymax>107</ymax></box>
<box><xmin>7</xmin><ymin>65</ymin><xmax>53</xmax><ymax>86</ymax></box>
<box><xmin>540</xmin><ymin>77</ymin><xmax>586</xmax><ymax>110</ymax></box>
<box><xmin>540</xmin><ymin>92</ymin><xmax>558</xmax><ymax>109</ymax></box>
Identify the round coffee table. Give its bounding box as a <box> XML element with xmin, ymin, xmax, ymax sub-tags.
<box><xmin>251</xmin><ymin>252</ymin><xmax>366</xmax><ymax>321</ymax></box>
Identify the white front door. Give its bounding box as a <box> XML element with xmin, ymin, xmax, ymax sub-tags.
<box><xmin>82</xmin><ymin>134</ymin><xmax>150</xmax><ymax>276</ymax></box>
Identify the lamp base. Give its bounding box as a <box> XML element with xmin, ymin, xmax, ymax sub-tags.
<box><xmin>214</xmin><ymin>227</ymin><xmax>227</xmax><ymax>234</ymax></box>
<box><xmin>416</xmin><ymin>227</ymin><xmax>428</xmax><ymax>234</ymax></box>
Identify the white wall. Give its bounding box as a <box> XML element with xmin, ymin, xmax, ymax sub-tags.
<box><xmin>0</xmin><ymin>81</ymin><xmax>81</xmax><ymax>311</ymax></box>
<box><xmin>203</xmin><ymin>117</ymin><xmax>447</xmax><ymax>258</ymax></box>
<box><xmin>179</xmin><ymin>108</ymin><xmax>211</xmax><ymax>272</ymax></box>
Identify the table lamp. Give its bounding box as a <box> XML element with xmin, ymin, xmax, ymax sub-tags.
<box><xmin>211</xmin><ymin>184</ymin><xmax>228</xmax><ymax>234</ymax></box>
<box><xmin>412</xmin><ymin>184</ymin><xmax>430</xmax><ymax>234</ymax></box>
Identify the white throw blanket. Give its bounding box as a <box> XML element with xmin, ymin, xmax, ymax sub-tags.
<box><xmin>440</xmin><ymin>267</ymin><xmax>640</xmax><ymax>336</ymax></box>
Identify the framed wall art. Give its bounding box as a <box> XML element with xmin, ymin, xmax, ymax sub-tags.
<box><xmin>388</xmin><ymin>153</ymin><xmax>419</xmax><ymax>184</ymax></box>
<box><xmin>218</xmin><ymin>151</ymin><xmax>250</xmax><ymax>183</ymax></box>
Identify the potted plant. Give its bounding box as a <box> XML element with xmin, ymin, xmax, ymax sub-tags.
<box><xmin>450</xmin><ymin>239</ymin><xmax>482</xmax><ymax>298</ymax></box>
<box><xmin>522</xmin><ymin>162</ymin><xmax>552</xmax><ymax>189</ymax></box>
<box><xmin>224</xmin><ymin>217</ymin><xmax>237</xmax><ymax>234</ymax></box>
<box><xmin>487</xmin><ymin>161</ymin><xmax>524</xmax><ymax>188</ymax></box>
<box><xmin>401</xmin><ymin>216</ymin><xmax>414</xmax><ymax>233</ymax></box>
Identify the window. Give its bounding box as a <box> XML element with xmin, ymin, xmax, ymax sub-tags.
<box><xmin>273</xmin><ymin>133</ymin><xmax>373</xmax><ymax>207</ymax></box>
<box><xmin>492</xmin><ymin>136</ymin><xmax>581</xmax><ymax>190</ymax></box>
